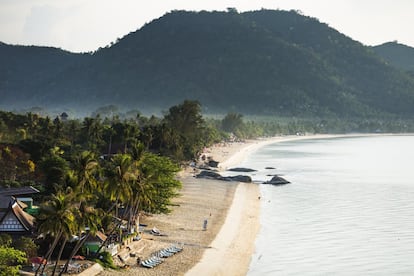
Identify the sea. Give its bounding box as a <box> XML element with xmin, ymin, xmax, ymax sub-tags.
<box><xmin>229</xmin><ymin>135</ymin><xmax>414</xmax><ymax>275</ymax></box>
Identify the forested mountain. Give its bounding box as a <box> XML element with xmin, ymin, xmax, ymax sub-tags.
<box><xmin>372</xmin><ymin>42</ymin><xmax>414</xmax><ymax>72</ymax></box>
<box><xmin>0</xmin><ymin>42</ymin><xmax>89</xmax><ymax>108</ymax></box>
<box><xmin>1</xmin><ymin>10</ymin><xmax>414</xmax><ymax>118</ymax></box>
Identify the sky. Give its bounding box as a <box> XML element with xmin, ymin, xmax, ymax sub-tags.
<box><xmin>1</xmin><ymin>0</ymin><xmax>413</xmax><ymax>53</ymax></box>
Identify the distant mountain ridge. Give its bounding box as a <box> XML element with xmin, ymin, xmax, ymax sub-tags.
<box><xmin>1</xmin><ymin>9</ymin><xmax>414</xmax><ymax>118</ymax></box>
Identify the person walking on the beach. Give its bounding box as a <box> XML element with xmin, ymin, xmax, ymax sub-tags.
<box><xmin>203</xmin><ymin>219</ymin><xmax>208</xmax><ymax>231</ymax></box>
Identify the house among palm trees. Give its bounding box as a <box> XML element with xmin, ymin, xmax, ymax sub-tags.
<box><xmin>83</xmin><ymin>230</ymin><xmax>116</xmax><ymax>255</ymax></box>
<box><xmin>0</xmin><ymin>186</ymin><xmax>39</xmax><ymax>237</ymax></box>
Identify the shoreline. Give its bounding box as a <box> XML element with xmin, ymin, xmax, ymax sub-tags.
<box><xmin>97</xmin><ymin>136</ymin><xmax>273</xmax><ymax>276</ymax></box>
<box><xmin>184</xmin><ymin>133</ymin><xmax>387</xmax><ymax>275</ymax></box>
<box><xmin>184</xmin><ymin>134</ymin><xmax>342</xmax><ymax>275</ymax></box>
<box><xmin>97</xmin><ymin>133</ymin><xmax>392</xmax><ymax>276</ymax></box>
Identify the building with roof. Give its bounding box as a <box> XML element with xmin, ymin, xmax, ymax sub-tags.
<box><xmin>0</xmin><ymin>197</ymin><xmax>35</xmax><ymax>236</ymax></box>
<box><xmin>0</xmin><ymin>186</ymin><xmax>39</xmax><ymax>237</ymax></box>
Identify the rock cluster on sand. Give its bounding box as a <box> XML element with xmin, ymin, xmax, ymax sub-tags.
<box><xmin>195</xmin><ymin>170</ymin><xmax>252</xmax><ymax>183</ymax></box>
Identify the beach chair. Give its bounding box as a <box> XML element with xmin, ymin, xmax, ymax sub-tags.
<box><xmin>141</xmin><ymin>256</ymin><xmax>163</xmax><ymax>268</ymax></box>
<box><xmin>167</xmin><ymin>246</ymin><xmax>182</xmax><ymax>253</ymax></box>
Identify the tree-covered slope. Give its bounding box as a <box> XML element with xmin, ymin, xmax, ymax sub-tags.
<box><xmin>89</xmin><ymin>10</ymin><xmax>351</xmax><ymax>116</ymax></box>
<box><xmin>372</xmin><ymin>41</ymin><xmax>414</xmax><ymax>72</ymax></box>
<box><xmin>1</xmin><ymin>10</ymin><xmax>414</xmax><ymax>118</ymax></box>
<box><xmin>0</xmin><ymin>42</ymin><xmax>88</xmax><ymax>107</ymax></box>
<box><xmin>243</xmin><ymin>10</ymin><xmax>414</xmax><ymax>116</ymax></box>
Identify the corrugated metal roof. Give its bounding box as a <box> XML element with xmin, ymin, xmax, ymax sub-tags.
<box><xmin>0</xmin><ymin>186</ymin><xmax>40</xmax><ymax>196</ymax></box>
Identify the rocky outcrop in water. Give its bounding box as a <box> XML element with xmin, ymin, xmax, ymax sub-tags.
<box><xmin>263</xmin><ymin>175</ymin><xmax>290</xmax><ymax>185</ymax></box>
<box><xmin>227</xmin><ymin>167</ymin><xmax>257</xmax><ymax>172</ymax></box>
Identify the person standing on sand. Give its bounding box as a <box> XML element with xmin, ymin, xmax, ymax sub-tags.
<box><xmin>203</xmin><ymin>219</ymin><xmax>208</xmax><ymax>231</ymax></box>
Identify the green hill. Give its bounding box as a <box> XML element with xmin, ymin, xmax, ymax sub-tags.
<box><xmin>372</xmin><ymin>41</ymin><xmax>414</xmax><ymax>72</ymax></box>
<box><xmin>1</xmin><ymin>10</ymin><xmax>414</xmax><ymax>118</ymax></box>
<box><xmin>0</xmin><ymin>42</ymin><xmax>88</xmax><ymax>108</ymax></box>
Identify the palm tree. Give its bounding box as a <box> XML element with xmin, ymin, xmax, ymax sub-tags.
<box><xmin>104</xmin><ymin>125</ymin><xmax>116</xmax><ymax>156</ymax></box>
<box><xmin>60</xmin><ymin>193</ymin><xmax>102</xmax><ymax>275</ymax></box>
<box><xmin>94</xmin><ymin>154</ymin><xmax>138</xmax><ymax>252</ymax></box>
<box><xmin>82</xmin><ymin>116</ymin><xmax>104</xmax><ymax>151</ymax></box>
<box><xmin>59</xmin><ymin>153</ymin><xmax>101</xmax><ymax>274</ymax></box>
<box><xmin>36</xmin><ymin>189</ymin><xmax>77</xmax><ymax>276</ymax></box>
<box><xmin>52</xmin><ymin>235</ymin><xmax>68</xmax><ymax>276</ymax></box>
<box><xmin>122</xmin><ymin>122</ymin><xmax>140</xmax><ymax>153</ymax></box>
<box><xmin>65</xmin><ymin>119</ymin><xmax>81</xmax><ymax>151</ymax></box>
<box><xmin>71</xmin><ymin>151</ymin><xmax>99</xmax><ymax>193</ymax></box>
<box><xmin>104</xmin><ymin>154</ymin><xmax>136</xmax><ymax>217</ymax></box>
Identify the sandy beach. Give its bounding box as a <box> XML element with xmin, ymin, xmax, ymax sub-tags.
<box><xmin>97</xmin><ymin>135</ymin><xmax>342</xmax><ymax>276</ymax></box>
<box><xmin>96</xmin><ymin>138</ymin><xmax>265</xmax><ymax>276</ymax></box>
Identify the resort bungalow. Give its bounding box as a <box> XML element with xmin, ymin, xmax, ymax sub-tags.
<box><xmin>83</xmin><ymin>230</ymin><xmax>118</xmax><ymax>256</ymax></box>
<box><xmin>0</xmin><ymin>186</ymin><xmax>39</xmax><ymax>237</ymax></box>
<box><xmin>0</xmin><ymin>196</ymin><xmax>35</xmax><ymax>237</ymax></box>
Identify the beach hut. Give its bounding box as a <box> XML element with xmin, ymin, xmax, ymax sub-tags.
<box><xmin>83</xmin><ymin>231</ymin><xmax>118</xmax><ymax>256</ymax></box>
<box><xmin>0</xmin><ymin>196</ymin><xmax>35</xmax><ymax>237</ymax></box>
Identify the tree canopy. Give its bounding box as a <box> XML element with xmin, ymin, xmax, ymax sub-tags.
<box><xmin>2</xmin><ymin>10</ymin><xmax>414</xmax><ymax>118</ymax></box>
<box><xmin>0</xmin><ymin>246</ymin><xmax>27</xmax><ymax>276</ymax></box>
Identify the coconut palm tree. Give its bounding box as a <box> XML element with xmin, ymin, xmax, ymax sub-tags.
<box><xmin>59</xmin><ymin>153</ymin><xmax>102</xmax><ymax>274</ymax></box>
<box><xmin>103</xmin><ymin>154</ymin><xmax>136</xmax><ymax>217</ymax></box>
<box><xmin>94</xmin><ymin>154</ymin><xmax>138</xmax><ymax>253</ymax></box>
<box><xmin>60</xmin><ymin>194</ymin><xmax>102</xmax><ymax>275</ymax></box>
<box><xmin>82</xmin><ymin>116</ymin><xmax>104</xmax><ymax>151</ymax></box>
<box><xmin>36</xmin><ymin>189</ymin><xmax>77</xmax><ymax>276</ymax></box>
<box><xmin>71</xmin><ymin>151</ymin><xmax>99</xmax><ymax>193</ymax></box>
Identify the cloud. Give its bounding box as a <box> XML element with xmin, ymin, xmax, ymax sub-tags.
<box><xmin>19</xmin><ymin>1</ymin><xmax>163</xmax><ymax>52</ymax></box>
<box><xmin>22</xmin><ymin>4</ymin><xmax>64</xmax><ymax>47</ymax></box>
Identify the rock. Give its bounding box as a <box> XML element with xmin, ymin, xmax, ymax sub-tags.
<box><xmin>263</xmin><ymin>176</ymin><xmax>290</xmax><ymax>185</ymax></box>
<box><xmin>228</xmin><ymin>167</ymin><xmax>257</xmax><ymax>172</ymax></box>
<box><xmin>195</xmin><ymin>170</ymin><xmax>222</xmax><ymax>179</ymax></box>
<box><xmin>224</xmin><ymin>175</ymin><xmax>252</xmax><ymax>183</ymax></box>
<box><xmin>198</xmin><ymin>164</ymin><xmax>218</xmax><ymax>171</ymax></box>
<box><xmin>208</xmin><ymin>160</ymin><xmax>219</xmax><ymax>168</ymax></box>
<box><xmin>195</xmin><ymin>171</ymin><xmax>252</xmax><ymax>183</ymax></box>
<box><xmin>265</xmin><ymin>166</ymin><xmax>276</xmax><ymax>169</ymax></box>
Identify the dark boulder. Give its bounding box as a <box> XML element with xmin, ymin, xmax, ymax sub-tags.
<box><xmin>196</xmin><ymin>170</ymin><xmax>222</xmax><ymax>179</ymax></box>
<box><xmin>228</xmin><ymin>167</ymin><xmax>257</xmax><ymax>172</ymax></box>
<box><xmin>263</xmin><ymin>176</ymin><xmax>290</xmax><ymax>185</ymax></box>
<box><xmin>208</xmin><ymin>160</ymin><xmax>219</xmax><ymax>168</ymax></box>
<box><xmin>265</xmin><ymin>166</ymin><xmax>276</xmax><ymax>169</ymax></box>
<box><xmin>223</xmin><ymin>175</ymin><xmax>252</xmax><ymax>183</ymax></box>
<box><xmin>195</xmin><ymin>171</ymin><xmax>252</xmax><ymax>183</ymax></box>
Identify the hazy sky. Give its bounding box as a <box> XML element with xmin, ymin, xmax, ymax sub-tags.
<box><xmin>1</xmin><ymin>0</ymin><xmax>413</xmax><ymax>53</ymax></box>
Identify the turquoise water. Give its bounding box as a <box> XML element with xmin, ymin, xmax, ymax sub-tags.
<box><xmin>241</xmin><ymin>135</ymin><xmax>414</xmax><ymax>275</ymax></box>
